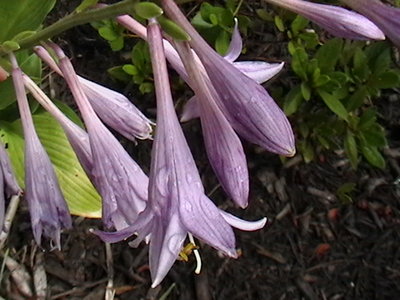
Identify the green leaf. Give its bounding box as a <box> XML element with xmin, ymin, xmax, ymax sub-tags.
<box><xmin>157</xmin><ymin>16</ymin><xmax>190</xmax><ymax>41</ymax></box>
<box><xmin>215</xmin><ymin>30</ymin><xmax>230</xmax><ymax>55</ymax></box>
<box><xmin>76</xmin><ymin>0</ymin><xmax>99</xmax><ymax>13</ymax></box>
<box><xmin>346</xmin><ymin>85</ymin><xmax>368</xmax><ymax>112</ymax></box>
<box><xmin>315</xmin><ymin>38</ymin><xmax>343</xmax><ymax>73</ymax></box>
<box><xmin>318</xmin><ymin>90</ymin><xmax>349</xmax><ymax>121</ymax></box>
<box><xmin>291</xmin><ymin>15</ymin><xmax>309</xmax><ymax>36</ymax></box>
<box><xmin>344</xmin><ymin>130</ymin><xmax>358</xmax><ymax>169</ymax></box>
<box><xmin>0</xmin><ymin>113</ymin><xmax>102</xmax><ymax>218</ymax></box>
<box><xmin>360</xmin><ymin>126</ymin><xmax>387</xmax><ymax>148</ymax></box>
<box><xmin>133</xmin><ymin>2</ymin><xmax>163</xmax><ymax>20</ymax></box>
<box><xmin>274</xmin><ymin>15</ymin><xmax>285</xmax><ymax>32</ymax></box>
<box><xmin>284</xmin><ymin>85</ymin><xmax>303</xmax><ymax>115</ymax></box>
<box><xmin>360</xmin><ymin>144</ymin><xmax>386</xmax><ymax>169</ymax></box>
<box><xmin>353</xmin><ymin>48</ymin><xmax>371</xmax><ymax>82</ymax></box>
<box><xmin>0</xmin><ymin>0</ymin><xmax>56</xmax><ymax>43</ymax></box>
<box><xmin>358</xmin><ymin>108</ymin><xmax>376</xmax><ymax>130</ymax></box>
<box><xmin>291</xmin><ymin>47</ymin><xmax>308</xmax><ymax>80</ymax></box>
<box><xmin>371</xmin><ymin>70</ymin><xmax>400</xmax><ymax>89</ymax></box>
<box><xmin>99</xmin><ymin>26</ymin><xmax>119</xmax><ymax>41</ymax></box>
<box><xmin>300</xmin><ymin>82</ymin><xmax>311</xmax><ymax>101</ymax></box>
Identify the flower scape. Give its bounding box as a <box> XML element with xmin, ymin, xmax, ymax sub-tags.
<box><xmin>0</xmin><ymin>0</ymin><xmax>399</xmax><ymax>291</ymax></box>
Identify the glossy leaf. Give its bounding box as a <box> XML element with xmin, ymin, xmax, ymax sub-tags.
<box><xmin>0</xmin><ymin>0</ymin><xmax>56</xmax><ymax>42</ymax></box>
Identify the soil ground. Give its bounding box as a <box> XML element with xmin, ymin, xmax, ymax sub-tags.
<box><xmin>1</xmin><ymin>1</ymin><xmax>400</xmax><ymax>299</ymax></box>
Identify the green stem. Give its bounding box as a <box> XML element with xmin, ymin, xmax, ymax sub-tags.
<box><xmin>0</xmin><ymin>0</ymin><xmax>138</xmax><ymax>56</ymax></box>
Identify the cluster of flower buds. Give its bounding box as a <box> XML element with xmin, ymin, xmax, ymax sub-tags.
<box><xmin>3</xmin><ymin>0</ymin><xmax>399</xmax><ymax>287</ymax></box>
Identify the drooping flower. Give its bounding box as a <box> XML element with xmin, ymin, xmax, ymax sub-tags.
<box><xmin>162</xmin><ymin>0</ymin><xmax>295</xmax><ymax>156</ymax></box>
<box><xmin>180</xmin><ymin>23</ymin><xmax>284</xmax><ymax>122</ymax></box>
<box><xmin>22</xmin><ymin>74</ymin><xmax>93</xmax><ymax>177</ymax></box>
<box><xmin>0</xmin><ymin>142</ymin><xmax>21</xmax><ymax>229</ymax></box>
<box><xmin>34</xmin><ymin>46</ymin><xmax>153</xmax><ymax>141</ymax></box>
<box><xmin>95</xmin><ymin>19</ymin><xmax>267</xmax><ymax>287</ymax></box>
<box><xmin>341</xmin><ymin>0</ymin><xmax>400</xmax><ymax>48</ymax></box>
<box><xmin>50</xmin><ymin>44</ymin><xmax>148</xmax><ymax>230</ymax></box>
<box><xmin>263</xmin><ymin>0</ymin><xmax>385</xmax><ymax>40</ymax></box>
<box><xmin>173</xmin><ymin>41</ymin><xmax>249</xmax><ymax>207</ymax></box>
<box><xmin>116</xmin><ymin>13</ymin><xmax>285</xmax><ymax>87</ymax></box>
<box><xmin>10</xmin><ymin>54</ymin><xmax>72</xmax><ymax>249</ymax></box>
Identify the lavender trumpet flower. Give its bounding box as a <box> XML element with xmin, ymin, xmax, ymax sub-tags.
<box><xmin>34</xmin><ymin>46</ymin><xmax>153</xmax><ymax>141</ymax></box>
<box><xmin>174</xmin><ymin>41</ymin><xmax>249</xmax><ymax>208</ymax></box>
<box><xmin>180</xmin><ymin>23</ymin><xmax>284</xmax><ymax>122</ymax></box>
<box><xmin>264</xmin><ymin>0</ymin><xmax>385</xmax><ymax>40</ymax></box>
<box><xmin>10</xmin><ymin>54</ymin><xmax>72</xmax><ymax>249</ymax></box>
<box><xmin>161</xmin><ymin>0</ymin><xmax>295</xmax><ymax>156</ymax></box>
<box><xmin>50</xmin><ymin>44</ymin><xmax>148</xmax><ymax>230</ymax></box>
<box><xmin>341</xmin><ymin>0</ymin><xmax>400</xmax><ymax>48</ymax></box>
<box><xmin>0</xmin><ymin>142</ymin><xmax>21</xmax><ymax>229</ymax></box>
<box><xmin>22</xmin><ymin>74</ymin><xmax>93</xmax><ymax>177</ymax></box>
<box><xmin>116</xmin><ymin>14</ymin><xmax>284</xmax><ymax>89</ymax></box>
<box><xmin>95</xmin><ymin>20</ymin><xmax>267</xmax><ymax>287</ymax></box>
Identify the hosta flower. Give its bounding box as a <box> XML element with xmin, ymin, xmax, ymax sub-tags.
<box><xmin>342</xmin><ymin>0</ymin><xmax>400</xmax><ymax>48</ymax></box>
<box><xmin>34</xmin><ymin>46</ymin><xmax>153</xmax><ymax>141</ymax></box>
<box><xmin>10</xmin><ymin>54</ymin><xmax>72</xmax><ymax>249</ymax></box>
<box><xmin>22</xmin><ymin>74</ymin><xmax>93</xmax><ymax>176</ymax></box>
<box><xmin>180</xmin><ymin>23</ymin><xmax>284</xmax><ymax>122</ymax></box>
<box><xmin>0</xmin><ymin>142</ymin><xmax>21</xmax><ymax>228</ymax></box>
<box><xmin>264</xmin><ymin>0</ymin><xmax>385</xmax><ymax>40</ymax></box>
<box><xmin>162</xmin><ymin>0</ymin><xmax>295</xmax><ymax>156</ymax></box>
<box><xmin>116</xmin><ymin>14</ymin><xmax>285</xmax><ymax>87</ymax></box>
<box><xmin>51</xmin><ymin>44</ymin><xmax>148</xmax><ymax>230</ymax></box>
<box><xmin>174</xmin><ymin>41</ymin><xmax>249</xmax><ymax>207</ymax></box>
<box><xmin>95</xmin><ymin>20</ymin><xmax>267</xmax><ymax>287</ymax></box>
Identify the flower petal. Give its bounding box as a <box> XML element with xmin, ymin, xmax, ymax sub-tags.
<box><xmin>342</xmin><ymin>0</ymin><xmax>400</xmax><ymax>48</ymax></box>
<box><xmin>224</xmin><ymin>19</ymin><xmax>243</xmax><ymax>62</ymax></box>
<box><xmin>220</xmin><ymin>211</ymin><xmax>267</xmax><ymax>231</ymax></box>
<box><xmin>233</xmin><ymin>61</ymin><xmax>284</xmax><ymax>84</ymax></box>
<box><xmin>265</xmin><ymin>0</ymin><xmax>385</xmax><ymax>40</ymax></box>
<box><xmin>0</xmin><ymin>142</ymin><xmax>21</xmax><ymax>197</ymax></box>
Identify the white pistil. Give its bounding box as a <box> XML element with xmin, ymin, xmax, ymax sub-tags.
<box><xmin>188</xmin><ymin>233</ymin><xmax>202</xmax><ymax>274</ymax></box>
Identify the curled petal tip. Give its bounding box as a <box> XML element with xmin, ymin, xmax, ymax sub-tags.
<box><xmin>285</xmin><ymin>148</ymin><xmax>297</xmax><ymax>158</ymax></box>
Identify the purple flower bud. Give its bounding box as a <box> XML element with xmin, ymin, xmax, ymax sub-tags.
<box><xmin>51</xmin><ymin>44</ymin><xmax>148</xmax><ymax>230</ymax></box>
<box><xmin>174</xmin><ymin>42</ymin><xmax>249</xmax><ymax>207</ymax></box>
<box><xmin>265</xmin><ymin>0</ymin><xmax>385</xmax><ymax>40</ymax></box>
<box><xmin>161</xmin><ymin>0</ymin><xmax>295</xmax><ymax>156</ymax></box>
<box><xmin>34</xmin><ymin>46</ymin><xmax>153</xmax><ymax>141</ymax></box>
<box><xmin>342</xmin><ymin>0</ymin><xmax>400</xmax><ymax>48</ymax></box>
<box><xmin>10</xmin><ymin>54</ymin><xmax>72</xmax><ymax>249</ymax></box>
<box><xmin>94</xmin><ymin>20</ymin><xmax>266</xmax><ymax>287</ymax></box>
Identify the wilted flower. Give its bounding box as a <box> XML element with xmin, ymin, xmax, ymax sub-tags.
<box><xmin>0</xmin><ymin>142</ymin><xmax>21</xmax><ymax>229</ymax></box>
<box><xmin>95</xmin><ymin>20</ymin><xmax>267</xmax><ymax>287</ymax></box>
<box><xmin>342</xmin><ymin>0</ymin><xmax>400</xmax><ymax>48</ymax></box>
<box><xmin>34</xmin><ymin>46</ymin><xmax>153</xmax><ymax>141</ymax></box>
<box><xmin>264</xmin><ymin>0</ymin><xmax>385</xmax><ymax>40</ymax></box>
<box><xmin>51</xmin><ymin>44</ymin><xmax>148</xmax><ymax>230</ymax></box>
<box><xmin>174</xmin><ymin>41</ymin><xmax>249</xmax><ymax>207</ymax></box>
<box><xmin>10</xmin><ymin>54</ymin><xmax>72</xmax><ymax>249</ymax></box>
<box><xmin>162</xmin><ymin>0</ymin><xmax>295</xmax><ymax>156</ymax></box>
